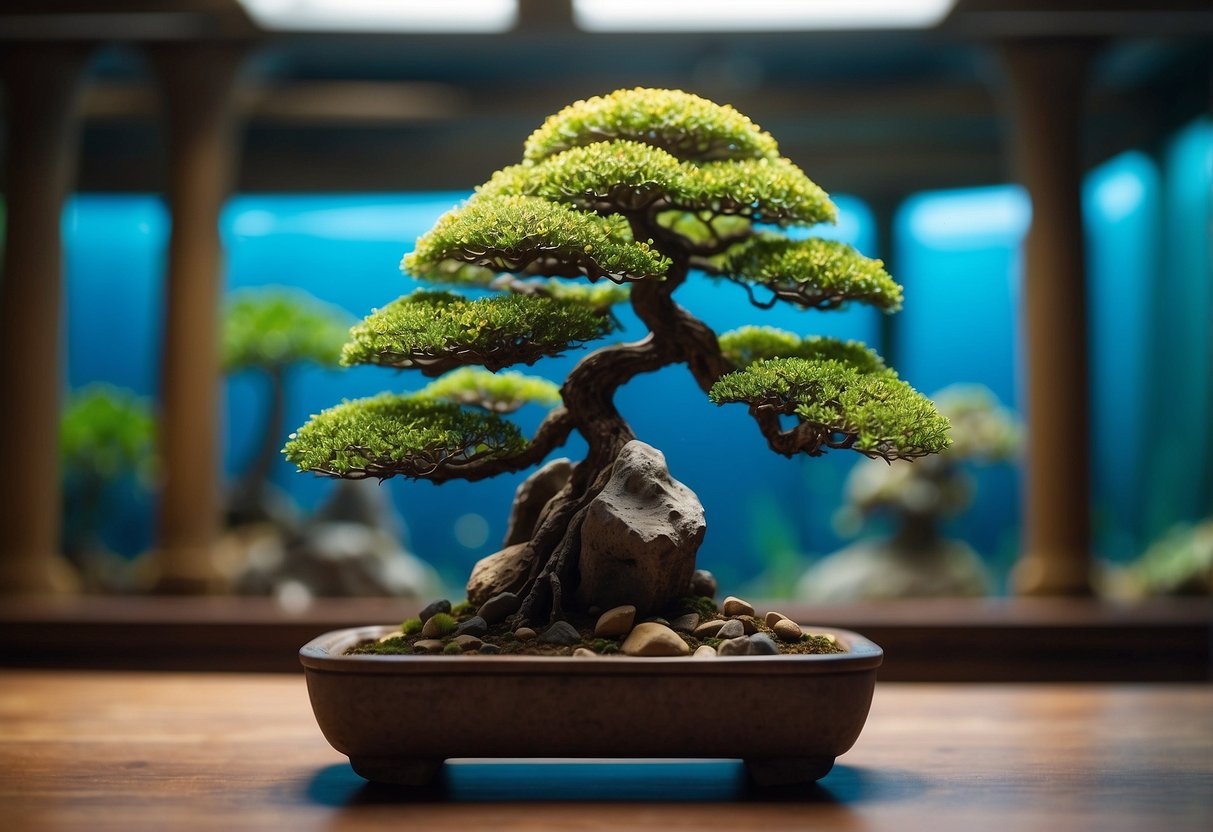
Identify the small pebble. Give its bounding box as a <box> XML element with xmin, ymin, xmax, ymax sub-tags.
<box><xmin>692</xmin><ymin>620</ymin><xmax>725</xmax><ymax>638</ymax></box>
<box><xmin>765</xmin><ymin>611</ymin><xmax>789</xmax><ymax>628</ymax></box>
<box><xmin>773</xmin><ymin>619</ymin><xmax>803</xmax><ymax>643</ymax></box>
<box><xmin>514</xmin><ymin>627</ymin><xmax>537</xmax><ymax>641</ymax></box>
<box><xmin>453</xmin><ymin>634</ymin><xmax>483</xmax><ymax>651</ymax></box>
<box><xmin>414</xmin><ymin>639</ymin><xmax>444</xmax><ymax>654</ymax></box>
<box><xmin>421</xmin><ymin>615</ymin><xmax>454</xmax><ymax>639</ymax></box>
<box><xmin>669</xmin><ymin>613</ymin><xmax>699</xmax><ymax>633</ymax></box>
<box><xmin>539</xmin><ymin>620</ymin><xmax>582</xmax><ymax>646</ymax></box>
<box><xmin>477</xmin><ymin>591</ymin><xmax>521</xmax><ymax>625</ymax></box>
<box><xmin>748</xmin><ymin>633</ymin><xmax>780</xmax><ymax>655</ymax></box>
<box><xmin>690</xmin><ymin>569</ymin><xmax>718</xmax><ymax>599</ymax></box>
<box><xmin>693</xmin><ymin>645</ymin><xmax>717</xmax><ymax>658</ymax></box>
<box><xmin>573</xmin><ymin>647</ymin><xmax>597</xmax><ymax>658</ymax></box>
<box><xmin>594</xmin><ymin>605</ymin><xmax>636</xmax><ymax>638</ymax></box>
<box><xmin>455</xmin><ymin>616</ymin><xmax>488</xmax><ymax>638</ymax></box>
<box><xmin>645</xmin><ymin>617</ymin><xmax>670</xmax><ymax>626</ymax></box>
<box><xmin>717</xmin><ymin>636</ymin><xmax>751</xmax><ymax>656</ymax></box>
<box><xmin>738</xmin><ymin>616</ymin><xmax>759</xmax><ymax>635</ymax></box>
<box><xmin>722</xmin><ymin>596</ymin><xmax>755</xmax><ymax>617</ymax></box>
<box><xmin>620</xmin><ymin>622</ymin><xmax>690</xmax><ymax>657</ymax></box>
<box><xmin>478</xmin><ymin>643</ymin><xmax>502</xmax><ymax>655</ymax></box>
<box><xmin>418</xmin><ymin>599</ymin><xmax>451</xmax><ymax>624</ymax></box>
<box><xmin>716</xmin><ymin>619</ymin><xmax>745</xmax><ymax>640</ymax></box>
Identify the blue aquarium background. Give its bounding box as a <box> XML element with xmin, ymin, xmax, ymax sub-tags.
<box><xmin>61</xmin><ymin>117</ymin><xmax>1212</xmax><ymax>595</ymax></box>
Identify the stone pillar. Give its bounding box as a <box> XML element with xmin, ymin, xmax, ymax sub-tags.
<box><xmin>147</xmin><ymin>44</ymin><xmax>246</xmax><ymax>593</ymax></box>
<box><xmin>0</xmin><ymin>45</ymin><xmax>91</xmax><ymax>595</ymax></box>
<box><xmin>1002</xmin><ymin>40</ymin><xmax>1096</xmax><ymax>595</ymax></box>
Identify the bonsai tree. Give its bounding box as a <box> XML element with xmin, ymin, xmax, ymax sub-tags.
<box><xmin>285</xmin><ymin>88</ymin><xmax>950</xmax><ymax>627</ymax></box>
<box><xmin>223</xmin><ymin>287</ymin><xmax>351</xmax><ymax>526</ymax></box>
<box><xmin>60</xmin><ymin>384</ymin><xmax>155</xmax><ymax>591</ymax></box>
<box><xmin>799</xmin><ymin>384</ymin><xmax>1018</xmax><ymax>600</ymax></box>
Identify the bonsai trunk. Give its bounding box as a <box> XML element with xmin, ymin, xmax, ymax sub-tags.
<box><xmin>503</xmin><ymin>253</ymin><xmax>733</xmax><ymax>624</ymax></box>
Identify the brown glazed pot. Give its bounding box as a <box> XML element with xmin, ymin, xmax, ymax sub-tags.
<box><xmin>300</xmin><ymin>624</ymin><xmax>882</xmax><ymax>787</ymax></box>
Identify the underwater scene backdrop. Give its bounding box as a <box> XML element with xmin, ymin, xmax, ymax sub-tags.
<box><xmin>62</xmin><ymin>118</ymin><xmax>1211</xmax><ymax>595</ymax></box>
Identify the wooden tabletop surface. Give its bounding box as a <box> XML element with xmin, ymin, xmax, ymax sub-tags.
<box><xmin>1</xmin><ymin>672</ymin><xmax>1209</xmax><ymax>831</ymax></box>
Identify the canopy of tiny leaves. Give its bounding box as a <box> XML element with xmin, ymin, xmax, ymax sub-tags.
<box><xmin>418</xmin><ymin>367</ymin><xmax>562</xmax><ymax>414</ymax></box>
<box><xmin>283</xmin><ymin>393</ymin><xmax>527</xmax><ymax>479</ymax></box>
<box><xmin>703</xmin><ymin>235</ymin><xmax>904</xmax><ymax>312</ymax></box>
<box><xmin>718</xmin><ymin>326</ymin><xmax>889</xmax><ymax>374</ymax></box>
<box><xmin>404</xmin><ymin>195</ymin><xmax>670</xmax><ymax>284</ymax></box>
<box><xmin>524</xmin><ymin>87</ymin><xmax>780</xmax><ymax>163</ymax></box>
<box><xmin>60</xmin><ymin>385</ymin><xmax>156</xmax><ymax>482</ymax></box>
<box><xmin>341</xmin><ymin>290</ymin><xmax>613</xmax><ymax>375</ymax></box>
<box><xmin>709</xmin><ymin>357</ymin><xmax>950</xmax><ymax>460</ymax></box>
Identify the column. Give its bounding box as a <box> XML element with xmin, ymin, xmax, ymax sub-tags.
<box><xmin>0</xmin><ymin>45</ymin><xmax>91</xmax><ymax>595</ymax></box>
<box><xmin>148</xmin><ymin>43</ymin><xmax>246</xmax><ymax>593</ymax></box>
<box><xmin>1002</xmin><ymin>40</ymin><xmax>1096</xmax><ymax>595</ymax></box>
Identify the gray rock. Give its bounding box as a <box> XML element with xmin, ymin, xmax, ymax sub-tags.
<box><xmin>477</xmin><ymin>591</ymin><xmax>522</xmax><ymax>625</ymax></box>
<box><xmin>575</xmin><ymin>441</ymin><xmax>706</xmax><ymax>617</ymax></box>
<box><xmin>717</xmin><ymin>636</ymin><xmax>751</xmax><ymax>656</ymax></box>
<box><xmin>503</xmin><ymin>458</ymin><xmax>573</xmax><ymax>547</ymax></box>
<box><xmin>539</xmin><ymin>620</ymin><xmax>582</xmax><ymax>646</ymax></box>
<box><xmin>748</xmin><ymin>633</ymin><xmax>780</xmax><ymax>655</ymax></box>
<box><xmin>594</xmin><ymin>605</ymin><xmax>636</xmax><ymax>638</ymax></box>
<box><xmin>669</xmin><ymin>613</ymin><xmax>699</xmax><ymax>633</ymax></box>
<box><xmin>466</xmin><ymin>544</ymin><xmax>532</xmax><ymax>606</ymax></box>
<box><xmin>414</xmin><ymin>639</ymin><xmax>444</xmax><ymax>654</ymax></box>
<box><xmin>312</xmin><ymin>479</ymin><xmax>407</xmax><ymax>541</ymax></box>
<box><xmin>419</xmin><ymin>599</ymin><xmax>451</xmax><ymax>624</ymax></box>
<box><xmin>692</xmin><ymin>620</ymin><xmax>725</xmax><ymax>638</ymax></box>
<box><xmin>620</xmin><ymin>622</ymin><xmax>691</xmax><ymax>657</ymax></box>
<box><xmin>455</xmin><ymin>616</ymin><xmax>488</xmax><ymax>638</ymax></box>
<box><xmin>452</xmin><ymin>634</ymin><xmax>483</xmax><ymax>651</ymax></box>
<box><xmin>690</xmin><ymin>569</ymin><xmax>718</xmax><ymax>598</ymax></box>
<box><xmin>722</xmin><ymin>596</ymin><xmax>755</xmax><ymax>617</ymax></box>
<box><xmin>513</xmin><ymin>626</ymin><xmax>537</xmax><ymax>641</ymax></box>
<box><xmin>478</xmin><ymin>643</ymin><xmax>502</xmax><ymax>655</ymax></box>
<box><xmin>773</xmin><ymin>619</ymin><xmax>803</xmax><ymax>643</ymax></box>
<box><xmin>693</xmin><ymin>645</ymin><xmax>717</xmax><ymax>658</ymax></box>
<box><xmin>716</xmin><ymin>619</ymin><xmax>745</xmax><ymax>640</ymax></box>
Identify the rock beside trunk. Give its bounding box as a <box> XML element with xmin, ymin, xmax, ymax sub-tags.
<box><xmin>575</xmin><ymin>440</ymin><xmax>705</xmax><ymax>617</ymax></box>
<box><xmin>466</xmin><ymin>542</ymin><xmax>532</xmax><ymax>606</ymax></box>
<box><xmin>502</xmin><ymin>458</ymin><xmax>573</xmax><ymax>548</ymax></box>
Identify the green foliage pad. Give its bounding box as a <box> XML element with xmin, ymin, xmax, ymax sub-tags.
<box><xmin>223</xmin><ymin>288</ymin><xmax>351</xmax><ymax>371</ymax></box>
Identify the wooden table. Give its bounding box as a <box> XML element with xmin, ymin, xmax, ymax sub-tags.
<box><xmin>1</xmin><ymin>672</ymin><xmax>1209</xmax><ymax>831</ymax></box>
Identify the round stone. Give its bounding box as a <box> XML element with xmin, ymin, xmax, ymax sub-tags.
<box><xmin>452</xmin><ymin>634</ymin><xmax>483</xmax><ymax>651</ymax></box>
<box><xmin>669</xmin><ymin>613</ymin><xmax>699</xmax><ymax>633</ymax></box>
<box><xmin>765</xmin><ymin>611</ymin><xmax>789</xmax><ymax>628</ymax></box>
<box><xmin>477</xmin><ymin>591</ymin><xmax>522</xmax><ymax>625</ymax></box>
<box><xmin>594</xmin><ymin>605</ymin><xmax>637</xmax><ymax>638</ymax></box>
<box><xmin>722</xmin><ymin>596</ymin><xmax>755</xmax><ymax>617</ymax></box>
<box><xmin>514</xmin><ymin>627</ymin><xmax>537</xmax><ymax>641</ymax></box>
<box><xmin>716</xmin><ymin>619</ymin><xmax>745</xmax><ymax>640</ymax></box>
<box><xmin>478</xmin><ymin>643</ymin><xmax>502</xmax><ymax>654</ymax></box>
<box><xmin>690</xmin><ymin>569</ymin><xmax>718</xmax><ymax>599</ymax></box>
<box><xmin>693</xmin><ymin>645</ymin><xmax>717</xmax><ymax>658</ymax></box>
<box><xmin>413</xmin><ymin>639</ymin><xmax>444</xmax><ymax>654</ymax></box>
<box><xmin>748</xmin><ymin>633</ymin><xmax>780</xmax><ymax>655</ymax></box>
<box><xmin>538</xmin><ymin>620</ymin><xmax>581</xmax><ymax>646</ymax></box>
<box><xmin>418</xmin><ymin>599</ymin><xmax>451</xmax><ymax>624</ymax></box>
<box><xmin>455</xmin><ymin>616</ymin><xmax>488</xmax><ymax>638</ymax></box>
<box><xmin>773</xmin><ymin>619</ymin><xmax>803</xmax><ymax>643</ymax></box>
<box><xmin>692</xmin><ymin>620</ymin><xmax>725</xmax><ymax>638</ymax></box>
<box><xmin>620</xmin><ymin>622</ymin><xmax>690</xmax><ymax>657</ymax></box>
<box><xmin>573</xmin><ymin>647</ymin><xmax>598</xmax><ymax>658</ymax></box>
<box><xmin>716</xmin><ymin>636</ymin><xmax>751</xmax><ymax>656</ymax></box>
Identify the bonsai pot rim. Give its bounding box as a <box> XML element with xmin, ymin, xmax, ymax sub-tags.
<box><xmin>300</xmin><ymin>623</ymin><xmax>884</xmax><ymax>673</ymax></box>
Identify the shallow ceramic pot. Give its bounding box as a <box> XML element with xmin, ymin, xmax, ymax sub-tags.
<box><xmin>300</xmin><ymin>624</ymin><xmax>882</xmax><ymax>786</ymax></box>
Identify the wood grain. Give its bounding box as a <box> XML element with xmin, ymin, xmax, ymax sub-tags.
<box><xmin>0</xmin><ymin>673</ymin><xmax>1209</xmax><ymax>831</ymax></box>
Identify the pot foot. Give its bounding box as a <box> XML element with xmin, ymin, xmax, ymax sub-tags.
<box><xmin>745</xmin><ymin>756</ymin><xmax>835</xmax><ymax>787</ymax></box>
<box><xmin>349</xmin><ymin>756</ymin><xmax>444</xmax><ymax>786</ymax></box>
